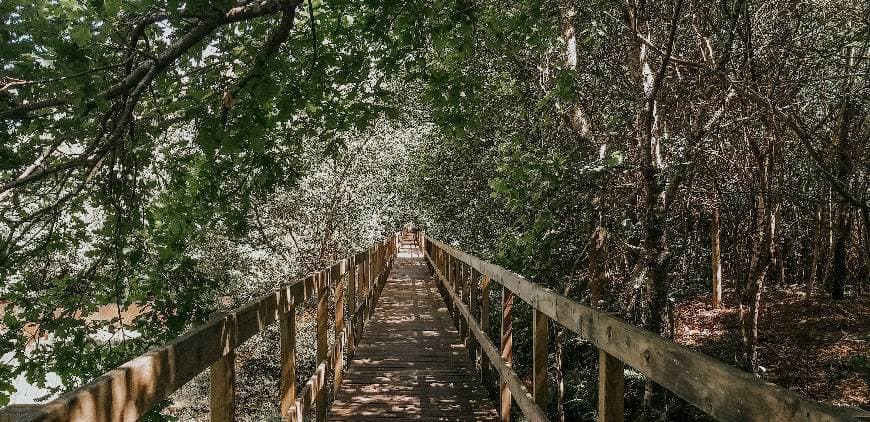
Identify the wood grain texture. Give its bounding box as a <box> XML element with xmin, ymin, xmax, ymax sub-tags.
<box><xmin>422</xmin><ymin>246</ymin><xmax>548</xmax><ymax>422</ymax></box>
<box><xmin>499</xmin><ymin>287</ymin><xmax>513</xmax><ymax>422</ymax></box>
<box><xmin>480</xmin><ymin>274</ymin><xmax>492</xmax><ymax>388</ymax></box>
<box><xmin>209</xmin><ymin>312</ymin><xmax>236</xmax><ymax>422</ymax></box>
<box><xmin>316</xmin><ymin>277</ymin><xmax>329</xmax><ymax>422</ymax></box>
<box><xmin>279</xmin><ymin>298</ymin><xmax>297</xmax><ymax>420</ymax></box>
<box><xmin>532</xmin><ymin>309</ymin><xmax>548</xmax><ymax>409</ymax></box>
<box><xmin>330</xmin><ymin>241</ymin><xmax>498</xmax><ymax>422</ymax></box>
<box><xmin>598</xmin><ymin>351</ymin><xmax>624</xmax><ymax>422</ymax></box>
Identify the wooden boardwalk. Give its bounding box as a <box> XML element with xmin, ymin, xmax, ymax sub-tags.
<box><xmin>330</xmin><ymin>241</ymin><xmax>498</xmax><ymax>421</ymax></box>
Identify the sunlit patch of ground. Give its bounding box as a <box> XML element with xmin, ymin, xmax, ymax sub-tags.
<box><xmin>674</xmin><ymin>286</ymin><xmax>869</xmax><ymax>409</ymax></box>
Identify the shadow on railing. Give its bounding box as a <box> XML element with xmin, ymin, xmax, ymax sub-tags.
<box><xmin>418</xmin><ymin>232</ymin><xmax>870</xmax><ymax>422</ymax></box>
<box><xmin>0</xmin><ymin>235</ymin><xmax>399</xmax><ymax>422</ymax></box>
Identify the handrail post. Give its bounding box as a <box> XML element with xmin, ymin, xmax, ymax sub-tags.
<box><xmin>455</xmin><ymin>260</ymin><xmax>463</xmax><ymax>337</ymax></box>
<box><xmin>480</xmin><ymin>274</ymin><xmax>492</xmax><ymax>387</ymax></box>
<box><xmin>347</xmin><ymin>260</ymin><xmax>357</xmax><ymax>355</ymax></box>
<box><xmin>500</xmin><ymin>287</ymin><xmax>514</xmax><ymax>422</ymax></box>
<box><xmin>365</xmin><ymin>247</ymin><xmax>373</xmax><ymax>320</ymax></box>
<box><xmin>598</xmin><ymin>351</ymin><xmax>625</xmax><ymax>422</ymax></box>
<box><xmin>445</xmin><ymin>254</ymin><xmax>453</xmax><ymax>320</ymax></box>
<box><xmin>315</xmin><ymin>272</ymin><xmax>328</xmax><ymax>422</ymax></box>
<box><xmin>468</xmin><ymin>268</ymin><xmax>480</xmax><ymax>364</ymax></box>
<box><xmin>362</xmin><ymin>251</ymin><xmax>368</xmax><ymax>323</ymax></box>
<box><xmin>334</xmin><ymin>260</ymin><xmax>347</xmax><ymax>398</ymax></box>
<box><xmin>279</xmin><ymin>289</ymin><xmax>297</xmax><ymax>421</ymax></box>
<box><xmin>532</xmin><ymin>309</ymin><xmax>549</xmax><ymax>410</ymax></box>
<box><xmin>459</xmin><ymin>262</ymin><xmax>468</xmax><ymax>341</ymax></box>
<box><xmin>210</xmin><ymin>312</ymin><xmax>237</xmax><ymax>422</ymax></box>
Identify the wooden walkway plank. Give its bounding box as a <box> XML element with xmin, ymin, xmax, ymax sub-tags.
<box><xmin>330</xmin><ymin>241</ymin><xmax>498</xmax><ymax>421</ymax></box>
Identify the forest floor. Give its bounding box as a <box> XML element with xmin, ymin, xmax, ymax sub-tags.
<box><xmin>673</xmin><ymin>286</ymin><xmax>869</xmax><ymax>409</ymax></box>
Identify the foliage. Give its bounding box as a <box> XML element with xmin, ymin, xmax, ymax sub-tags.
<box><xmin>1</xmin><ymin>0</ymin><xmax>868</xmax><ymax>418</ymax></box>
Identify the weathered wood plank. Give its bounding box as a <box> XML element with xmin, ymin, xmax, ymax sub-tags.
<box><xmin>598</xmin><ymin>351</ymin><xmax>624</xmax><ymax>422</ymax></box>
<box><xmin>330</xmin><ymin>246</ymin><xmax>498</xmax><ymax>422</ymax></box>
<box><xmin>500</xmin><ymin>287</ymin><xmax>513</xmax><ymax>422</ymax></box>
<box><xmin>347</xmin><ymin>262</ymin><xmax>357</xmax><ymax>355</ymax></box>
<box><xmin>0</xmin><ymin>405</ymin><xmax>41</xmax><ymax>422</ymax></box>
<box><xmin>316</xmin><ymin>276</ymin><xmax>328</xmax><ymax>422</ymax></box>
<box><xmin>210</xmin><ymin>313</ymin><xmax>236</xmax><ymax>422</ymax></box>
<box><xmin>279</xmin><ymin>294</ymin><xmax>297</xmax><ymax>420</ymax></box>
<box><xmin>468</xmin><ymin>268</ymin><xmax>480</xmax><ymax>364</ymax></box>
<box><xmin>422</xmin><ymin>248</ymin><xmax>547</xmax><ymax>421</ymax></box>
<box><xmin>532</xmin><ymin>309</ymin><xmax>548</xmax><ymax>409</ymax></box>
<box><xmin>295</xmin><ymin>360</ymin><xmax>327</xmax><ymax>420</ymax></box>
<box><xmin>480</xmin><ymin>274</ymin><xmax>492</xmax><ymax>388</ymax></box>
<box><xmin>334</xmin><ymin>264</ymin><xmax>347</xmax><ymax>398</ymax></box>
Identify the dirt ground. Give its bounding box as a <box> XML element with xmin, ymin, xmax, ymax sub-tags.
<box><xmin>673</xmin><ymin>285</ymin><xmax>869</xmax><ymax>409</ymax></box>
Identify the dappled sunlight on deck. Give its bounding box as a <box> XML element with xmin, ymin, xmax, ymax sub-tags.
<box><xmin>330</xmin><ymin>243</ymin><xmax>498</xmax><ymax>421</ymax></box>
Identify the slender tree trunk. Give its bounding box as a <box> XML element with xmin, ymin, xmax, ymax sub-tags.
<box><xmin>740</xmin><ymin>192</ymin><xmax>772</xmax><ymax>373</ymax></box>
<box><xmin>776</xmin><ymin>218</ymin><xmax>786</xmax><ymax>286</ymax></box>
<box><xmin>829</xmin><ymin>100</ymin><xmax>855</xmax><ymax>300</ymax></box>
<box><xmin>823</xmin><ymin>194</ymin><xmax>835</xmax><ymax>290</ymax></box>
<box><xmin>628</xmin><ymin>0</ymin><xmax>684</xmax><ymax>417</ymax></box>
<box><xmin>558</xmin><ymin>0</ymin><xmax>589</xmax><ymax>135</ymax></box>
<box><xmin>590</xmin><ymin>227</ymin><xmax>607</xmax><ymax>307</ymax></box>
<box><xmin>830</xmin><ymin>209</ymin><xmax>849</xmax><ymax>299</ymax></box>
<box><xmin>739</xmin><ymin>137</ymin><xmax>774</xmax><ymax>375</ymax></box>
<box><xmin>711</xmin><ymin>206</ymin><xmax>722</xmax><ymax>307</ymax></box>
<box><xmin>806</xmin><ymin>204</ymin><xmax>822</xmax><ymax>298</ymax></box>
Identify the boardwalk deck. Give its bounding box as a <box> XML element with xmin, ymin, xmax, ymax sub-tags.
<box><xmin>330</xmin><ymin>241</ymin><xmax>498</xmax><ymax>421</ymax></box>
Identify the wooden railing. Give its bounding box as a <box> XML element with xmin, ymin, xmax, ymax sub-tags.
<box><xmin>418</xmin><ymin>233</ymin><xmax>870</xmax><ymax>422</ymax></box>
<box><xmin>0</xmin><ymin>235</ymin><xmax>398</xmax><ymax>422</ymax></box>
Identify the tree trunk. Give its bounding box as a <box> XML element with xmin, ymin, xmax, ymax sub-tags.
<box><xmin>830</xmin><ymin>208</ymin><xmax>849</xmax><ymax>300</ymax></box>
<box><xmin>558</xmin><ymin>0</ymin><xmax>589</xmax><ymax>135</ymax></box>
<box><xmin>829</xmin><ymin>100</ymin><xmax>854</xmax><ymax>300</ymax></box>
<box><xmin>711</xmin><ymin>206</ymin><xmax>722</xmax><ymax>307</ymax></box>
<box><xmin>589</xmin><ymin>227</ymin><xmax>607</xmax><ymax>307</ymax></box>
<box><xmin>806</xmin><ymin>204</ymin><xmax>822</xmax><ymax>298</ymax></box>
<box><xmin>627</xmin><ymin>0</ymin><xmax>682</xmax><ymax>416</ymax></box>
<box><xmin>740</xmin><ymin>191</ymin><xmax>772</xmax><ymax>374</ymax></box>
<box><xmin>739</xmin><ymin>137</ymin><xmax>774</xmax><ymax>375</ymax></box>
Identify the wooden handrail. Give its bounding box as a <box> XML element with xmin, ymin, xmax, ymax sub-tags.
<box><xmin>418</xmin><ymin>233</ymin><xmax>870</xmax><ymax>422</ymax></box>
<box><xmin>0</xmin><ymin>235</ymin><xmax>398</xmax><ymax>422</ymax></box>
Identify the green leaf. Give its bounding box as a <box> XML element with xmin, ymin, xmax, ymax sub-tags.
<box><xmin>605</xmin><ymin>150</ymin><xmax>623</xmax><ymax>167</ymax></box>
<box><xmin>71</xmin><ymin>24</ymin><xmax>92</xmax><ymax>46</ymax></box>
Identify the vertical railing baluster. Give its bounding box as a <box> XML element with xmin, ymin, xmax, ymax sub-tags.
<box><xmin>598</xmin><ymin>351</ymin><xmax>625</xmax><ymax>422</ymax></box>
<box><xmin>468</xmin><ymin>268</ymin><xmax>480</xmax><ymax>364</ymax></box>
<box><xmin>500</xmin><ymin>287</ymin><xmax>513</xmax><ymax>422</ymax></box>
<box><xmin>347</xmin><ymin>260</ymin><xmax>357</xmax><ymax>355</ymax></box>
<box><xmin>458</xmin><ymin>261</ymin><xmax>467</xmax><ymax>340</ymax></box>
<box><xmin>480</xmin><ymin>274</ymin><xmax>492</xmax><ymax>387</ymax></box>
<box><xmin>315</xmin><ymin>272</ymin><xmax>328</xmax><ymax>422</ymax></box>
<box><xmin>464</xmin><ymin>263</ymin><xmax>471</xmax><ymax>340</ymax></box>
<box><xmin>366</xmin><ymin>247</ymin><xmax>373</xmax><ymax>320</ymax></box>
<box><xmin>532</xmin><ymin>309</ymin><xmax>549</xmax><ymax>410</ymax></box>
<box><xmin>334</xmin><ymin>261</ymin><xmax>346</xmax><ymax>398</ymax></box>
<box><xmin>363</xmin><ymin>254</ymin><xmax>368</xmax><ymax>332</ymax></box>
<box><xmin>450</xmin><ymin>255</ymin><xmax>462</xmax><ymax>328</ymax></box>
<box><xmin>279</xmin><ymin>290</ymin><xmax>297</xmax><ymax>421</ymax></box>
<box><xmin>210</xmin><ymin>312</ymin><xmax>237</xmax><ymax>422</ymax></box>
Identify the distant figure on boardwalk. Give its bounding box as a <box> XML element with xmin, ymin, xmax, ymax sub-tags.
<box><xmin>402</xmin><ymin>222</ymin><xmax>417</xmax><ymax>237</ymax></box>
